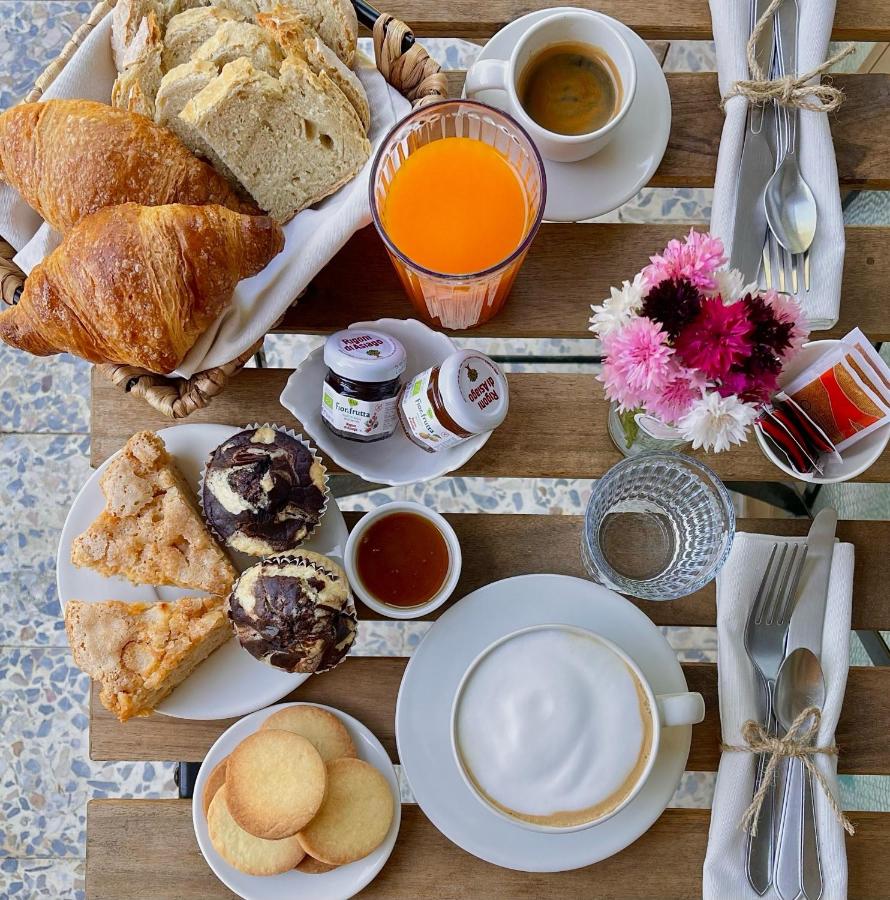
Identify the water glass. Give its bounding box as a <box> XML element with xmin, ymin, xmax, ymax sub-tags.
<box><xmin>581</xmin><ymin>452</ymin><xmax>735</xmax><ymax>601</ymax></box>
<box><xmin>369</xmin><ymin>99</ymin><xmax>546</xmax><ymax>330</ymax></box>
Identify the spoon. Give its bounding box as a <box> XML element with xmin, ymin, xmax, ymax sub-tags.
<box><xmin>774</xmin><ymin>647</ymin><xmax>826</xmax><ymax>900</ymax></box>
<box><xmin>763</xmin><ymin>0</ymin><xmax>817</xmax><ymax>257</ymax></box>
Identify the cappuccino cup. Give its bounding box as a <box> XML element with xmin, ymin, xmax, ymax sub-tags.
<box><xmin>450</xmin><ymin>624</ymin><xmax>704</xmax><ymax>832</ymax></box>
<box><xmin>464</xmin><ymin>11</ymin><xmax>637</xmax><ymax>162</ymax></box>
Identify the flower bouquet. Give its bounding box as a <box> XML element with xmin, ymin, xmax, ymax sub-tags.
<box><xmin>589</xmin><ymin>230</ymin><xmax>809</xmax><ymax>453</ymax></box>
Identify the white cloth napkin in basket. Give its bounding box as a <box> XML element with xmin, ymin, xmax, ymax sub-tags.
<box><xmin>703</xmin><ymin>531</ymin><xmax>854</xmax><ymax>899</ymax></box>
<box><xmin>0</xmin><ymin>13</ymin><xmax>411</xmax><ymax>377</ymax></box>
<box><xmin>709</xmin><ymin>0</ymin><xmax>845</xmax><ymax>330</ymax></box>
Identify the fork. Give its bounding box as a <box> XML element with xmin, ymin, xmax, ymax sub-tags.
<box><xmin>744</xmin><ymin>542</ymin><xmax>809</xmax><ymax>895</ymax></box>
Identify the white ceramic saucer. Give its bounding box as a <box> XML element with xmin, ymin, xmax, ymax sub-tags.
<box><xmin>57</xmin><ymin>423</ymin><xmax>349</xmax><ymax>720</ymax></box>
<box><xmin>193</xmin><ymin>703</ymin><xmax>401</xmax><ymax>900</ymax></box>
<box><xmin>465</xmin><ymin>9</ymin><xmax>671</xmax><ymax>222</ymax></box>
<box><xmin>395</xmin><ymin>574</ymin><xmax>693</xmax><ymax>872</ymax></box>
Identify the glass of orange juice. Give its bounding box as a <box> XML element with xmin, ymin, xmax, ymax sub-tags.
<box><xmin>370</xmin><ymin>100</ymin><xmax>546</xmax><ymax>330</ymax></box>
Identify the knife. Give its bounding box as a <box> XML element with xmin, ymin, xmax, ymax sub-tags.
<box><xmin>728</xmin><ymin>0</ymin><xmax>777</xmax><ymax>283</ymax></box>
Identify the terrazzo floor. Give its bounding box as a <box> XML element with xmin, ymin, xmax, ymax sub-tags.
<box><xmin>1</xmin><ymin>4</ymin><xmax>889</xmax><ymax>896</ymax></box>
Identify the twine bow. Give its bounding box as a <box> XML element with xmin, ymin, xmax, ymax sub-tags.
<box><xmin>721</xmin><ymin>0</ymin><xmax>856</xmax><ymax>112</ymax></box>
<box><xmin>722</xmin><ymin>706</ymin><xmax>855</xmax><ymax>836</ymax></box>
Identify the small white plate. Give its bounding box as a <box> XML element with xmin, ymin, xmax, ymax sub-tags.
<box><xmin>57</xmin><ymin>423</ymin><xmax>349</xmax><ymax>720</ymax></box>
<box><xmin>756</xmin><ymin>340</ymin><xmax>890</xmax><ymax>483</ymax></box>
<box><xmin>193</xmin><ymin>703</ymin><xmax>401</xmax><ymax>900</ymax></box>
<box><xmin>395</xmin><ymin>574</ymin><xmax>693</xmax><ymax>872</ymax></box>
<box><xmin>465</xmin><ymin>8</ymin><xmax>672</xmax><ymax>222</ymax></box>
<box><xmin>280</xmin><ymin>318</ymin><xmax>491</xmax><ymax>486</ymax></box>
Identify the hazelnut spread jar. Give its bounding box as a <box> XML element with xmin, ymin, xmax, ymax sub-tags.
<box><xmin>322</xmin><ymin>329</ymin><xmax>407</xmax><ymax>442</ymax></box>
<box><xmin>398</xmin><ymin>350</ymin><xmax>509</xmax><ymax>452</ymax></box>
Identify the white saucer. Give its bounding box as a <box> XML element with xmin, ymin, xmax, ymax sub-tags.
<box><xmin>193</xmin><ymin>703</ymin><xmax>401</xmax><ymax>900</ymax></box>
<box><xmin>465</xmin><ymin>9</ymin><xmax>671</xmax><ymax>222</ymax></box>
<box><xmin>280</xmin><ymin>318</ymin><xmax>492</xmax><ymax>486</ymax></box>
<box><xmin>395</xmin><ymin>574</ymin><xmax>693</xmax><ymax>872</ymax></box>
<box><xmin>57</xmin><ymin>423</ymin><xmax>349</xmax><ymax>720</ymax></box>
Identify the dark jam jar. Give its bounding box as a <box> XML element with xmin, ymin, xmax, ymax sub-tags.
<box><xmin>321</xmin><ymin>329</ymin><xmax>407</xmax><ymax>443</ymax></box>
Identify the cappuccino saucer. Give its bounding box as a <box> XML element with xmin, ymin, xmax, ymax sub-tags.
<box><xmin>463</xmin><ymin>9</ymin><xmax>671</xmax><ymax>222</ymax></box>
<box><xmin>395</xmin><ymin>574</ymin><xmax>693</xmax><ymax>872</ymax></box>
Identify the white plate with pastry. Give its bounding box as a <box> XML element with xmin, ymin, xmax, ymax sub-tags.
<box><xmin>193</xmin><ymin>702</ymin><xmax>401</xmax><ymax>900</ymax></box>
<box><xmin>57</xmin><ymin>423</ymin><xmax>349</xmax><ymax>721</ymax></box>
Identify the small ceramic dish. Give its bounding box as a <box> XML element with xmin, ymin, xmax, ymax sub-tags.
<box><xmin>280</xmin><ymin>318</ymin><xmax>493</xmax><ymax>486</ymax></box>
<box><xmin>344</xmin><ymin>501</ymin><xmax>462</xmax><ymax>619</ymax></box>
<box><xmin>756</xmin><ymin>339</ymin><xmax>890</xmax><ymax>484</ymax></box>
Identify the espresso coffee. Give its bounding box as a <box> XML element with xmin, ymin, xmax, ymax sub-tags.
<box><xmin>454</xmin><ymin>626</ymin><xmax>653</xmax><ymax>828</ymax></box>
<box><xmin>518</xmin><ymin>41</ymin><xmax>621</xmax><ymax>136</ymax></box>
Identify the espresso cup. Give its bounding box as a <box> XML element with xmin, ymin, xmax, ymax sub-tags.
<box><xmin>464</xmin><ymin>11</ymin><xmax>637</xmax><ymax>163</ymax></box>
<box><xmin>450</xmin><ymin>624</ymin><xmax>704</xmax><ymax>832</ymax></box>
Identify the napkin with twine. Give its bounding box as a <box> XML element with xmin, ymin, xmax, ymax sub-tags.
<box><xmin>709</xmin><ymin>0</ymin><xmax>846</xmax><ymax>330</ymax></box>
<box><xmin>0</xmin><ymin>13</ymin><xmax>410</xmax><ymax>378</ymax></box>
<box><xmin>703</xmin><ymin>531</ymin><xmax>854</xmax><ymax>899</ymax></box>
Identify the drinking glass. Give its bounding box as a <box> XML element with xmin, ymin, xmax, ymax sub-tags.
<box><xmin>369</xmin><ymin>99</ymin><xmax>546</xmax><ymax>330</ymax></box>
<box><xmin>581</xmin><ymin>452</ymin><xmax>735</xmax><ymax>601</ymax></box>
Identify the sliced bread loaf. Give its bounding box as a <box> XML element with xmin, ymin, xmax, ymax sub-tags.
<box><xmin>193</xmin><ymin>20</ymin><xmax>284</xmax><ymax>76</ymax></box>
<box><xmin>111</xmin><ymin>11</ymin><xmax>165</xmax><ymax>117</ymax></box>
<box><xmin>162</xmin><ymin>6</ymin><xmax>243</xmax><ymax>71</ymax></box>
<box><xmin>180</xmin><ymin>56</ymin><xmax>370</xmax><ymax>221</ymax></box>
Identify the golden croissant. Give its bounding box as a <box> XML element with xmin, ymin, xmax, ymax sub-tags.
<box><xmin>0</xmin><ymin>203</ymin><xmax>284</xmax><ymax>373</ymax></box>
<box><xmin>0</xmin><ymin>99</ymin><xmax>256</xmax><ymax>231</ymax></box>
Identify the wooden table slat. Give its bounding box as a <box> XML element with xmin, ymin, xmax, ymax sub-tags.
<box><xmin>89</xmin><ymin>660</ymin><xmax>890</xmax><ymax>774</ymax></box>
<box><xmin>85</xmin><ymin>800</ymin><xmax>890</xmax><ymax>899</ymax></box>
<box><xmin>90</xmin><ymin>368</ymin><xmax>890</xmax><ymax>482</ymax></box>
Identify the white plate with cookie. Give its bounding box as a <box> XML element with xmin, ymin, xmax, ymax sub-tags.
<box><xmin>57</xmin><ymin>423</ymin><xmax>349</xmax><ymax>720</ymax></box>
<box><xmin>193</xmin><ymin>702</ymin><xmax>401</xmax><ymax>900</ymax></box>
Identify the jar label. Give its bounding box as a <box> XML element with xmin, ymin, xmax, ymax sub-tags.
<box><xmin>322</xmin><ymin>382</ymin><xmax>398</xmax><ymax>438</ymax></box>
<box><xmin>400</xmin><ymin>369</ymin><xmax>465</xmax><ymax>451</ymax></box>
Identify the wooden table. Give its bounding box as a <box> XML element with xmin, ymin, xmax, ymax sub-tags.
<box><xmin>85</xmin><ymin>4</ymin><xmax>890</xmax><ymax>897</ymax></box>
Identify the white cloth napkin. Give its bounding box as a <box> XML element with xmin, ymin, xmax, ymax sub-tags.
<box><xmin>0</xmin><ymin>13</ymin><xmax>411</xmax><ymax>377</ymax></box>
<box><xmin>703</xmin><ymin>531</ymin><xmax>854</xmax><ymax>900</ymax></box>
<box><xmin>709</xmin><ymin>0</ymin><xmax>844</xmax><ymax>330</ymax></box>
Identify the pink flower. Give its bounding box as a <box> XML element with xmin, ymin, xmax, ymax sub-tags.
<box><xmin>641</xmin><ymin>229</ymin><xmax>727</xmax><ymax>292</ymax></box>
<box><xmin>762</xmin><ymin>290</ymin><xmax>810</xmax><ymax>360</ymax></box>
<box><xmin>642</xmin><ymin>362</ymin><xmax>706</xmax><ymax>425</ymax></box>
<box><xmin>600</xmin><ymin>318</ymin><xmax>674</xmax><ymax>411</ymax></box>
<box><xmin>674</xmin><ymin>297</ymin><xmax>753</xmax><ymax>379</ymax></box>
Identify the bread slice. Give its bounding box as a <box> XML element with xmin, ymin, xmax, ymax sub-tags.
<box><xmin>112</xmin><ymin>11</ymin><xmax>164</xmax><ymax>117</ymax></box>
<box><xmin>256</xmin><ymin>7</ymin><xmax>369</xmax><ymax>131</ymax></box>
<box><xmin>181</xmin><ymin>56</ymin><xmax>369</xmax><ymax>222</ymax></box>
<box><xmin>162</xmin><ymin>6</ymin><xmax>243</xmax><ymax>71</ymax></box>
<box><xmin>194</xmin><ymin>20</ymin><xmax>284</xmax><ymax>76</ymax></box>
<box><xmin>65</xmin><ymin>596</ymin><xmax>231</xmax><ymax>721</ymax></box>
<box><xmin>71</xmin><ymin>431</ymin><xmax>237</xmax><ymax>595</ymax></box>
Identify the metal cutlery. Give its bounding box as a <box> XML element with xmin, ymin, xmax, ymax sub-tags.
<box><xmin>744</xmin><ymin>541</ymin><xmax>808</xmax><ymax>894</ymax></box>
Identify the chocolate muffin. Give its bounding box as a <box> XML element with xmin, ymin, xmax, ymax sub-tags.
<box><xmin>202</xmin><ymin>425</ymin><xmax>327</xmax><ymax>557</ymax></box>
<box><xmin>228</xmin><ymin>551</ymin><xmax>357</xmax><ymax>673</ymax></box>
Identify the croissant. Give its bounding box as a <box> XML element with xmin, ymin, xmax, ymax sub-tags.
<box><xmin>0</xmin><ymin>99</ymin><xmax>256</xmax><ymax>232</ymax></box>
<box><xmin>0</xmin><ymin>203</ymin><xmax>284</xmax><ymax>373</ymax></box>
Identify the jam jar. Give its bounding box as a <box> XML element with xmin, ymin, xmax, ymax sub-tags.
<box><xmin>398</xmin><ymin>350</ymin><xmax>509</xmax><ymax>452</ymax></box>
<box><xmin>322</xmin><ymin>329</ymin><xmax>407</xmax><ymax>442</ymax></box>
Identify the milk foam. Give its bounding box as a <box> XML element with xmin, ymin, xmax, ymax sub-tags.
<box><xmin>455</xmin><ymin>628</ymin><xmax>651</xmax><ymax>825</ymax></box>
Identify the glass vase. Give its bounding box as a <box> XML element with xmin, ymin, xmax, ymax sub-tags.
<box><xmin>607</xmin><ymin>403</ymin><xmax>688</xmax><ymax>458</ymax></box>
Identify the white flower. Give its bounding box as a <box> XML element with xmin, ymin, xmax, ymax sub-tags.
<box><xmin>709</xmin><ymin>267</ymin><xmax>757</xmax><ymax>302</ymax></box>
<box><xmin>588</xmin><ymin>273</ymin><xmax>647</xmax><ymax>338</ymax></box>
<box><xmin>677</xmin><ymin>390</ymin><xmax>758</xmax><ymax>453</ymax></box>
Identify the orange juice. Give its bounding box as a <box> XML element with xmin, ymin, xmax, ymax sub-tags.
<box><xmin>380</xmin><ymin>137</ymin><xmax>530</xmax><ymax>275</ymax></box>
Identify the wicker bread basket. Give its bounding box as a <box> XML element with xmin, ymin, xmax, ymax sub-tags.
<box><xmin>0</xmin><ymin>0</ymin><xmax>447</xmax><ymax>418</ymax></box>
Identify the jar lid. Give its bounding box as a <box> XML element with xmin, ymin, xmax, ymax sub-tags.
<box><xmin>437</xmin><ymin>351</ymin><xmax>509</xmax><ymax>435</ymax></box>
<box><xmin>324</xmin><ymin>329</ymin><xmax>407</xmax><ymax>382</ymax></box>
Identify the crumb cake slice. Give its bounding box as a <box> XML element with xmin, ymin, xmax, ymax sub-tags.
<box><xmin>65</xmin><ymin>596</ymin><xmax>231</xmax><ymax>721</ymax></box>
<box><xmin>71</xmin><ymin>431</ymin><xmax>237</xmax><ymax>595</ymax></box>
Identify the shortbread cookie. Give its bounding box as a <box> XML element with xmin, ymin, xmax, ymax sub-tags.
<box><xmin>297</xmin><ymin>758</ymin><xmax>394</xmax><ymax>865</ymax></box>
<box><xmin>226</xmin><ymin>729</ymin><xmax>326</xmax><ymax>839</ymax></box>
<box><xmin>296</xmin><ymin>855</ymin><xmax>338</xmax><ymax>874</ymax></box>
<box><xmin>261</xmin><ymin>706</ymin><xmax>356</xmax><ymax>762</ymax></box>
<box><xmin>202</xmin><ymin>755</ymin><xmax>229</xmax><ymax>816</ymax></box>
<box><xmin>208</xmin><ymin>786</ymin><xmax>305</xmax><ymax>875</ymax></box>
